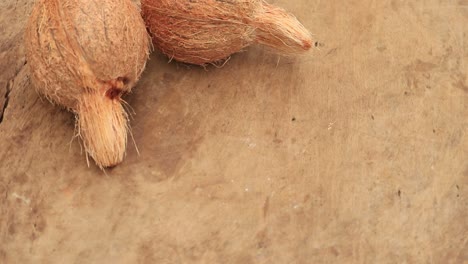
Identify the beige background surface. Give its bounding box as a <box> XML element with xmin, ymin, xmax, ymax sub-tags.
<box><xmin>0</xmin><ymin>0</ymin><xmax>467</xmax><ymax>263</ymax></box>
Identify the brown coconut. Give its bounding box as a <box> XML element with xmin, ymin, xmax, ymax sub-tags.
<box><xmin>25</xmin><ymin>0</ymin><xmax>150</xmax><ymax>169</ymax></box>
<box><xmin>141</xmin><ymin>0</ymin><xmax>313</xmax><ymax>65</ymax></box>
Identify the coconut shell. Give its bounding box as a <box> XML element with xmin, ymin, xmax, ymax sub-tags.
<box><xmin>25</xmin><ymin>0</ymin><xmax>150</xmax><ymax>169</ymax></box>
<box><xmin>141</xmin><ymin>0</ymin><xmax>313</xmax><ymax>65</ymax></box>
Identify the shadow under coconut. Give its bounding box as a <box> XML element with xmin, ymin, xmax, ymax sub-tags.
<box><xmin>113</xmin><ymin>47</ymin><xmax>307</xmax><ymax>181</ymax></box>
<box><xmin>120</xmin><ymin>53</ymin><xmax>209</xmax><ymax>182</ymax></box>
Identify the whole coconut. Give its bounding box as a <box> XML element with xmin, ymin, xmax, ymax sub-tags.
<box><xmin>25</xmin><ymin>0</ymin><xmax>150</xmax><ymax>169</ymax></box>
<box><xmin>142</xmin><ymin>0</ymin><xmax>313</xmax><ymax>65</ymax></box>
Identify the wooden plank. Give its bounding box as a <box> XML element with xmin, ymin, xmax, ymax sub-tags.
<box><xmin>0</xmin><ymin>0</ymin><xmax>466</xmax><ymax>263</ymax></box>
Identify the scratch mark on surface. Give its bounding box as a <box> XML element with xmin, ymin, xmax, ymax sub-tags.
<box><xmin>12</xmin><ymin>192</ymin><xmax>31</xmax><ymax>205</ymax></box>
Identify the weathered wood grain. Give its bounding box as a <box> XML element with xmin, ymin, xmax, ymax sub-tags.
<box><xmin>0</xmin><ymin>0</ymin><xmax>466</xmax><ymax>263</ymax></box>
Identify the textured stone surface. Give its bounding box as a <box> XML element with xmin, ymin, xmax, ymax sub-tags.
<box><xmin>0</xmin><ymin>0</ymin><xmax>466</xmax><ymax>263</ymax></box>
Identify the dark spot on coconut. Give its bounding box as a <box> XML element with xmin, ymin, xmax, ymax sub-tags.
<box><xmin>106</xmin><ymin>87</ymin><xmax>123</xmax><ymax>100</ymax></box>
<box><xmin>117</xmin><ymin>76</ymin><xmax>130</xmax><ymax>85</ymax></box>
<box><xmin>106</xmin><ymin>164</ymin><xmax>118</xmax><ymax>169</ymax></box>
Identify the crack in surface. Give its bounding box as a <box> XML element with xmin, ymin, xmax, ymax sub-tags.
<box><xmin>0</xmin><ymin>81</ymin><xmax>12</xmax><ymax>125</ymax></box>
<box><xmin>0</xmin><ymin>60</ymin><xmax>27</xmax><ymax>125</ymax></box>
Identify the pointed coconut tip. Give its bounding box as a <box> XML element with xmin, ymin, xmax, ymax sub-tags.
<box><xmin>77</xmin><ymin>93</ymin><xmax>129</xmax><ymax>170</ymax></box>
<box><xmin>255</xmin><ymin>3</ymin><xmax>313</xmax><ymax>54</ymax></box>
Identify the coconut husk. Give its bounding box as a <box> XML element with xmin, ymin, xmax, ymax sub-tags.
<box><xmin>25</xmin><ymin>0</ymin><xmax>150</xmax><ymax>169</ymax></box>
<box><xmin>142</xmin><ymin>0</ymin><xmax>313</xmax><ymax>65</ymax></box>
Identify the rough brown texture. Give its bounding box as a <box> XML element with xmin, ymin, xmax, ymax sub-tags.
<box><xmin>1</xmin><ymin>0</ymin><xmax>467</xmax><ymax>263</ymax></box>
<box><xmin>142</xmin><ymin>0</ymin><xmax>312</xmax><ymax>65</ymax></box>
<box><xmin>24</xmin><ymin>0</ymin><xmax>150</xmax><ymax>168</ymax></box>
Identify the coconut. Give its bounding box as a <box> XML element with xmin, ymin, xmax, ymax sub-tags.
<box><xmin>24</xmin><ymin>0</ymin><xmax>150</xmax><ymax>169</ymax></box>
<box><xmin>141</xmin><ymin>0</ymin><xmax>313</xmax><ymax>65</ymax></box>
